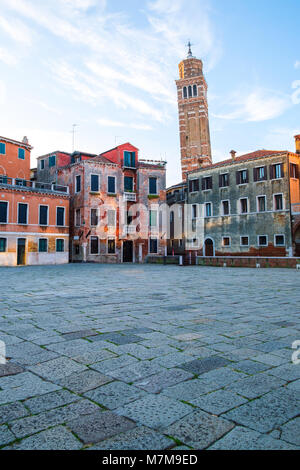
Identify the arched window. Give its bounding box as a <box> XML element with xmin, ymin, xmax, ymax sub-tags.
<box><xmin>183</xmin><ymin>87</ymin><xmax>187</xmax><ymax>99</ymax></box>
<box><xmin>188</xmin><ymin>85</ymin><xmax>192</xmax><ymax>97</ymax></box>
<box><xmin>193</xmin><ymin>85</ymin><xmax>197</xmax><ymax>97</ymax></box>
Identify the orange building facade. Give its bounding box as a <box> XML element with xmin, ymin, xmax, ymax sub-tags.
<box><xmin>0</xmin><ymin>136</ymin><xmax>70</xmax><ymax>266</ymax></box>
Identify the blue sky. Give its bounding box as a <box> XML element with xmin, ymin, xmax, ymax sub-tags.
<box><xmin>0</xmin><ymin>0</ymin><xmax>299</xmax><ymax>186</ymax></box>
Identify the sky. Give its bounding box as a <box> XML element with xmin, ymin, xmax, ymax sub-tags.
<box><xmin>0</xmin><ymin>0</ymin><xmax>299</xmax><ymax>186</ymax></box>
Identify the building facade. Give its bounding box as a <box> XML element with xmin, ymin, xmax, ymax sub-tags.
<box><xmin>175</xmin><ymin>43</ymin><xmax>212</xmax><ymax>181</ymax></box>
<box><xmin>186</xmin><ymin>143</ymin><xmax>300</xmax><ymax>258</ymax></box>
<box><xmin>38</xmin><ymin>143</ymin><xmax>167</xmax><ymax>264</ymax></box>
<box><xmin>0</xmin><ymin>136</ymin><xmax>70</xmax><ymax>266</ymax></box>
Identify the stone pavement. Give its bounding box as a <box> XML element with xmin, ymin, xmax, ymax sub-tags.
<box><xmin>0</xmin><ymin>264</ymin><xmax>299</xmax><ymax>450</ymax></box>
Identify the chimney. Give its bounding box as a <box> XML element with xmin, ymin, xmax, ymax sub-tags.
<box><xmin>22</xmin><ymin>136</ymin><xmax>29</xmax><ymax>145</ymax></box>
<box><xmin>230</xmin><ymin>150</ymin><xmax>237</xmax><ymax>160</ymax></box>
<box><xmin>295</xmin><ymin>135</ymin><xmax>300</xmax><ymax>154</ymax></box>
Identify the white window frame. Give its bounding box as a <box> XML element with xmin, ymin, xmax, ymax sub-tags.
<box><xmin>0</xmin><ymin>236</ymin><xmax>7</xmax><ymax>252</ymax></box>
<box><xmin>274</xmin><ymin>234</ymin><xmax>285</xmax><ymax>246</ymax></box>
<box><xmin>0</xmin><ymin>200</ymin><xmax>9</xmax><ymax>224</ymax></box>
<box><xmin>148</xmin><ymin>237</ymin><xmax>158</xmax><ymax>254</ymax></box>
<box><xmin>90</xmin><ymin>208</ymin><xmax>98</xmax><ymax>227</ymax></box>
<box><xmin>107</xmin><ymin>237</ymin><xmax>116</xmax><ymax>254</ymax></box>
<box><xmin>149</xmin><ymin>208</ymin><xmax>158</xmax><ymax>228</ymax></box>
<box><xmin>191</xmin><ymin>204</ymin><xmax>198</xmax><ymax>219</ymax></box>
<box><xmin>237</xmin><ymin>168</ymin><xmax>248</xmax><ymax>186</ymax></box>
<box><xmin>256</xmin><ymin>195</ymin><xmax>267</xmax><ymax>213</ymax></box>
<box><xmin>239</xmin><ymin>197</ymin><xmax>249</xmax><ymax>214</ymax></box>
<box><xmin>240</xmin><ymin>235</ymin><xmax>249</xmax><ymax>247</ymax></box>
<box><xmin>90</xmin><ymin>236</ymin><xmax>99</xmax><ymax>255</ymax></box>
<box><xmin>149</xmin><ymin>177</ymin><xmax>158</xmax><ymax>195</ymax></box>
<box><xmin>272</xmin><ymin>163</ymin><xmax>283</xmax><ymax>180</ymax></box>
<box><xmin>56</xmin><ymin>206</ymin><xmax>65</xmax><ymax>227</ymax></box>
<box><xmin>254</xmin><ymin>165</ymin><xmax>267</xmax><ymax>182</ymax></box>
<box><xmin>75</xmin><ymin>174</ymin><xmax>81</xmax><ymax>193</ymax></box>
<box><xmin>56</xmin><ymin>238</ymin><xmax>65</xmax><ymax>253</ymax></box>
<box><xmin>90</xmin><ymin>174</ymin><xmax>100</xmax><ymax>193</ymax></box>
<box><xmin>17</xmin><ymin>202</ymin><xmax>28</xmax><ymax>225</ymax></box>
<box><xmin>221</xmin><ymin>199</ymin><xmax>230</xmax><ymax>216</ymax></box>
<box><xmin>273</xmin><ymin>193</ymin><xmax>284</xmax><ymax>211</ymax></box>
<box><xmin>75</xmin><ymin>208</ymin><xmax>81</xmax><ymax>227</ymax></box>
<box><xmin>38</xmin><ymin>238</ymin><xmax>48</xmax><ymax>253</ymax></box>
<box><xmin>204</xmin><ymin>202</ymin><xmax>213</xmax><ymax>218</ymax></box>
<box><xmin>39</xmin><ymin>204</ymin><xmax>49</xmax><ymax>226</ymax></box>
<box><xmin>258</xmin><ymin>235</ymin><xmax>268</xmax><ymax>247</ymax></box>
<box><xmin>190</xmin><ymin>179</ymin><xmax>199</xmax><ymax>194</ymax></box>
<box><xmin>222</xmin><ymin>236</ymin><xmax>231</xmax><ymax>247</ymax></box>
<box><xmin>107</xmin><ymin>175</ymin><xmax>116</xmax><ymax>194</ymax></box>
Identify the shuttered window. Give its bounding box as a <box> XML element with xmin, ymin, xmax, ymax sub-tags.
<box><xmin>0</xmin><ymin>143</ymin><xmax>6</xmax><ymax>154</ymax></box>
<box><xmin>56</xmin><ymin>207</ymin><xmax>65</xmax><ymax>226</ymax></box>
<box><xmin>124</xmin><ymin>151</ymin><xmax>136</xmax><ymax>168</ymax></box>
<box><xmin>189</xmin><ymin>179</ymin><xmax>199</xmax><ymax>192</ymax></box>
<box><xmin>91</xmin><ymin>174</ymin><xmax>99</xmax><ymax>192</ymax></box>
<box><xmin>149</xmin><ymin>238</ymin><xmax>158</xmax><ymax>253</ymax></box>
<box><xmin>124</xmin><ymin>176</ymin><xmax>133</xmax><ymax>192</ymax></box>
<box><xmin>290</xmin><ymin>163</ymin><xmax>299</xmax><ymax>179</ymax></box>
<box><xmin>90</xmin><ymin>236</ymin><xmax>98</xmax><ymax>254</ymax></box>
<box><xmin>39</xmin><ymin>206</ymin><xmax>48</xmax><ymax>225</ymax></box>
<box><xmin>49</xmin><ymin>155</ymin><xmax>56</xmax><ymax>167</ymax></box>
<box><xmin>202</xmin><ymin>176</ymin><xmax>212</xmax><ymax>190</ymax></box>
<box><xmin>270</xmin><ymin>163</ymin><xmax>284</xmax><ymax>179</ymax></box>
<box><xmin>219</xmin><ymin>173</ymin><xmax>229</xmax><ymax>187</ymax></box>
<box><xmin>108</xmin><ymin>176</ymin><xmax>116</xmax><ymax>194</ymax></box>
<box><xmin>254</xmin><ymin>166</ymin><xmax>267</xmax><ymax>181</ymax></box>
<box><xmin>91</xmin><ymin>209</ymin><xmax>98</xmax><ymax>226</ymax></box>
<box><xmin>236</xmin><ymin>170</ymin><xmax>248</xmax><ymax>184</ymax></box>
<box><xmin>39</xmin><ymin>239</ymin><xmax>48</xmax><ymax>252</ymax></box>
<box><xmin>75</xmin><ymin>175</ymin><xmax>81</xmax><ymax>193</ymax></box>
<box><xmin>149</xmin><ymin>177</ymin><xmax>157</xmax><ymax>195</ymax></box>
<box><xmin>107</xmin><ymin>210</ymin><xmax>116</xmax><ymax>227</ymax></box>
<box><xmin>0</xmin><ymin>238</ymin><xmax>7</xmax><ymax>252</ymax></box>
<box><xmin>18</xmin><ymin>204</ymin><xmax>28</xmax><ymax>224</ymax></box>
<box><xmin>0</xmin><ymin>202</ymin><xmax>8</xmax><ymax>223</ymax></box>
<box><xmin>56</xmin><ymin>239</ymin><xmax>64</xmax><ymax>252</ymax></box>
<box><xmin>18</xmin><ymin>148</ymin><xmax>25</xmax><ymax>160</ymax></box>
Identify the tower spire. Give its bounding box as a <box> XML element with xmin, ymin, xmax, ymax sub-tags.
<box><xmin>187</xmin><ymin>41</ymin><xmax>194</xmax><ymax>58</ymax></box>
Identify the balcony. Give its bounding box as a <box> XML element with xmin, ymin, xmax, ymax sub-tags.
<box><xmin>291</xmin><ymin>203</ymin><xmax>300</xmax><ymax>215</ymax></box>
<box><xmin>123</xmin><ymin>192</ymin><xmax>136</xmax><ymax>202</ymax></box>
<box><xmin>0</xmin><ymin>177</ymin><xmax>69</xmax><ymax>194</ymax></box>
<box><xmin>123</xmin><ymin>225</ymin><xmax>136</xmax><ymax>235</ymax></box>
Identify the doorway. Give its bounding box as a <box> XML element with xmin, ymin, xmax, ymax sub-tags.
<box><xmin>204</xmin><ymin>238</ymin><xmax>214</xmax><ymax>257</ymax></box>
<box><xmin>123</xmin><ymin>240</ymin><xmax>133</xmax><ymax>262</ymax></box>
<box><xmin>17</xmin><ymin>238</ymin><xmax>26</xmax><ymax>265</ymax></box>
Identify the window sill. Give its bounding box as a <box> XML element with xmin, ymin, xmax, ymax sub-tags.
<box><xmin>107</xmin><ymin>193</ymin><xmax>117</xmax><ymax>197</ymax></box>
<box><xmin>148</xmin><ymin>194</ymin><xmax>159</xmax><ymax>199</ymax></box>
<box><xmin>90</xmin><ymin>191</ymin><xmax>100</xmax><ymax>195</ymax></box>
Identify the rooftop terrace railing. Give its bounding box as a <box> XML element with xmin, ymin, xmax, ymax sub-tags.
<box><xmin>0</xmin><ymin>176</ymin><xmax>69</xmax><ymax>194</ymax></box>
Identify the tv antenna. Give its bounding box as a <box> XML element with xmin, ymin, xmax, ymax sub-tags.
<box><xmin>71</xmin><ymin>124</ymin><xmax>78</xmax><ymax>152</ymax></box>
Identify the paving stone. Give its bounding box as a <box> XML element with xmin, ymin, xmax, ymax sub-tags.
<box><xmin>123</xmin><ymin>328</ymin><xmax>154</xmax><ymax>335</ymax></box>
<box><xmin>108</xmin><ymin>361</ymin><xmax>165</xmax><ymax>383</ymax></box>
<box><xmin>226</xmin><ymin>373</ymin><xmax>286</xmax><ymax>399</ymax></box>
<box><xmin>162</xmin><ymin>378</ymin><xmax>219</xmax><ymax>402</ymax></box>
<box><xmin>62</xmin><ymin>329</ymin><xmax>98</xmax><ymax>340</ymax></box>
<box><xmin>192</xmin><ymin>390</ymin><xmax>248</xmax><ymax>415</ymax></box>
<box><xmin>0</xmin><ymin>425</ymin><xmax>15</xmax><ymax>447</ymax></box>
<box><xmin>267</xmin><ymin>363</ymin><xmax>300</xmax><ymax>382</ymax></box>
<box><xmin>116</xmin><ymin>395</ymin><xmax>192</xmax><ymax>429</ymax></box>
<box><xmin>28</xmin><ymin>357</ymin><xmax>87</xmax><ymax>381</ymax></box>
<box><xmin>173</xmin><ymin>333</ymin><xmax>203</xmax><ymax>342</ymax></box>
<box><xmin>134</xmin><ymin>368</ymin><xmax>194</xmax><ymax>394</ymax></box>
<box><xmin>0</xmin><ymin>362</ymin><xmax>24</xmax><ymax>378</ymax></box>
<box><xmin>164</xmin><ymin>409</ymin><xmax>235</xmax><ymax>449</ymax></box>
<box><xmin>24</xmin><ymin>389</ymin><xmax>79</xmax><ymax>414</ymax></box>
<box><xmin>286</xmin><ymin>379</ymin><xmax>300</xmax><ymax>391</ymax></box>
<box><xmin>56</xmin><ymin>369</ymin><xmax>113</xmax><ymax>394</ymax></box>
<box><xmin>84</xmin><ymin>381</ymin><xmax>147</xmax><ymax>409</ymax></box>
<box><xmin>232</xmin><ymin>360</ymin><xmax>271</xmax><ymax>375</ymax></box>
<box><xmin>7</xmin><ymin>426</ymin><xmax>82</xmax><ymax>450</ymax></box>
<box><xmin>89</xmin><ymin>426</ymin><xmax>174</xmax><ymax>450</ymax></box>
<box><xmin>279</xmin><ymin>417</ymin><xmax>300</xmax><ymax>446</ymax></box>
<box><xmin>91</xmin><ymin>355</ymin><xmax>139</xmax><ymax>374</ymax></box>
<box><xmin>0</xmin><ymin>372</ymin><xmax>61</xmax><ymax>404</ymax></box>
<box><xmin>209</xmin><ymin>426</ymin><xmax>298</xmax><ymax>450</ymax></box>
<box><xmin>152</xmin><ymin>352</ymin><xmax>196</xmax><ymax>369</ymax></box>
<box><xmin>0</xmin><ymin>402</ymin><xmax>29</xmax><ymax>424</ymax></box>
<box><xmin>224</xmin><ymin>388</ymin><xmax>300</xmax><ymax>433</ymax></box>
<box><xmin>251</xmin><ymin>341</ymin><xmax>288</xmax><ymax>353</ymax></box>
<box><xmin>93</xmin><ymin>333</ymin><xmax>144</xmax><ymax>345</ymax></box>
<box><xmin>254</xmin><ymin>353</ymin><xmax>287</xmax><ymax>366</ymax></box>
<box><xmin>7</xmin><ymin>342</ymin><xmax>45</xmax><ymax>358</ymax></box>
<box><xmin>199</xmin><ymin>367</ymin><xmax>247</xmax><ymax>387</ymax></box>
<box><xmin>179</xmin><ymin>356</ymin><xmax>231</xmax><ymax>375</ymax></box>
<box><xmin>67</xmin><ymin>410</ymin><xmax>136</xmax><ymax>444</ymax></box>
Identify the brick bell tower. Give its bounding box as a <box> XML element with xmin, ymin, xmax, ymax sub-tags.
<box><xmin>176</xmin><ymin>43</ymin><xmax>212</xmax><ymax>180</ymax></box>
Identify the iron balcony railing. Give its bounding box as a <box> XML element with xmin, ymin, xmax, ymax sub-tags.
<box><xmin>0</xmin><ymin>176</ymin><xmax>69</xmax><ymax>194</ymax></box>
<box><xmin>123</xmin><ymin>192</ymin><xmax>137</xmax><ymax>202</ymax></box>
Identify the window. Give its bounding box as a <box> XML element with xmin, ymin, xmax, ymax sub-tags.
<box><xmin>290</xmin><ymin>163</ymin><xmax>299</xmax><ymax>179</ymax></box>
<box><xmin>124</xmin><ymin>176</ymin><xmax>134</xmax><ymax>192</ymax></box>
<box><xmin>40</xmin><ymin>159</ymin><xmax>45</xmax><ymax>170</ymax></box>
<box><xmin>0</xmin><ymin>238</ymin><xmax>7</xmax><ymax>252</ymax></box>
<box><xmin>193</xmin><ymin>84</ymin><xmax>197</xmax><ymax>97</ymax></box>
<box><xmin>189</xmin><ymin>179</ymin><xmax>199</xmax><ymax>193</ymax></box>
<box><xmin>0</xmin><ymin>201</ymin><xmax>8</xmax><ymax>223</ymax></box>
<box><xmin>188</xmin><ymin>85</ymin><xmax>192</xmax><ymax>97</ymax></box>
<box><xmin>219</xmin><ymin>173</ymin><xmax>229</xmax><ymax>187</ymax></box>
<box><xmin>56</xmin><ymin>239</ymin><xmax>64</xmax><ymax>252</ymax></box>
<box><xmin>124</xmin><ymin>151</ymin><xmax>136</xmax><ymax>168</ymax></box>
<box><xmin>149</xmin><ymin>238</ymin><xmax>158</xmax><ymax>253</ymax></box>
<box><xmin>236</xmin><ymin>169</ymin><xmax>248</xmax><ymax>185</ymax></box>
<box><xmin>202</xmin><ymin>176</ymin><xmax>212</xmax><ymax>190</ymax></box>
<box><xmin>274</xmin><ymin>194</ymin><xmax>283</xmax><ymax>211</ymax></box>
<box><xmin>18</xmin><ymin>203</ymin><xmax>28</xmax><ymax>224</ymax></box>
<box><xmin>90</xmin><ymin>236</ymin><xmax>99</xmax><ymax>254</ymax></box>
<box><xmin>254</xmin><ymin>166</ymin><xmax>267</xmax><ymax>182</ymax></box>
<box><xmin>108</xmin><ymin>238</ymin><xmax>115</xmax><ymax>254</ymax></box>
<box><xmin>192</xmin><ymin>204</ymin><xmax>197</xmax><ymax>219</ymax></box>
<box><xmin>74</xmin><ymin>244</ymin><xmax>80</xmax><ymax>255</ymax></box>
<box><xmin>18</xmin><ymin>148</ymin><xmax>25</xmax><ymax>160</ymax></box>
<box><xmin>39</xmin><ymin>205</ymin><xmax>48</xmax><ymax>226</ymax></box>
<box><xmin>39</xmin><ymin>239</ymin><xmax>48</xmax><ymax>252</ymax></box>
<box><xmin>56</xmin><ymin>207</ymin><xmax>65</xmax><ymax>226</ymax></box>
<box><xmin>107</xmin><ymin>209</ymin><xmax>116</xmax><ymax>227</ymax></box>
<box><xmin>241</xmin><ymin>236</ymin><xmax>249</xmax><ymax>246</ymax></box>
<box><xmin>258</xmin><ymin>235</ymin><xmax>268</xmax><ymax>246</ymax></box>
<box><xmin>222</xmin><ymin>201</ymin><xmax>230</xmax><ymax>215</ymax></box>
<box><xmin>222</xmin><ymin>237</ymin><xmax>231</xmax><ymax>247</ymax></box>
<box><xmin>91</xmin><ymin>174</ymin><xmax>99</xmax><ymax>192</ymax></box>
<box><xmin>108</xmin><ymin>176</ymin><xmax>116</xmax><ymax>194</ymax></box>
<box><xmin>49</xmin><ymin>155</ymin><xmax>56</xmax><ymax>167</ymax></box>
<box><xmin>75</xmin><ymin>209</ymin><xmax>81</xmax><ymax>227</ymax></box>
<box><xmin>149</xmin><ymin>209</ymin><xmax>157</xmax><ymax>227</ymax></box>
<box><xmin>149</xmin><ymin>177</ymin><xmax>157</xmax><ymax>195</ymax></box>
<box><xmin>75</xmin><ymin>175</ymin><xmax>81</xmax><ymax>193</ymax></box>
<box><xmin>183</xmin><ymin>86</ymin><xmax>187</xmax><ymax>99</ymax></box>
<box><xmin>91</xmin><ymin>209</ymin><xmax>98</xmax><ymax>226</ymax></box>
<box><xmin>240</xmin><ymin>198</ymin><xmax>248</xmax><ymax>214</ymax></box>
<box><xmin>257</xmin><ymin>196</ymin><xmax>266</xmax><ymax>212</ymax></box>
<box><xmin>270</xmin><ymin>163</ymin><xmax>284</xmax><ymax>179</ymax></box>
<box><xmin>0</xmin><ymin>143</ymin><xmax>6</xmax><ymax>155</ymax></box>
<box><xmin>205</xmin><ymin>202</ymin><xmax>212</xmax><ymax>217</ymax></box>
<box><xmin>275</xmin><ymin>235</ymin><xmax>285</xmax><ymax>246</ymax></box>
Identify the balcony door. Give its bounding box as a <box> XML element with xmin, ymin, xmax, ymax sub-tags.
<box><xmin>123</xmin><ymin>240</ymin><xmax>133</xmax><ymax>263</ymax></box>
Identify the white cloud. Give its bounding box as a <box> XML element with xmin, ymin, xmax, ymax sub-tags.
<box><xmin>0</xmin><ymin>47</ymin><xmax>17</xmax><ymax>65</ymax></box>
<box><xmin>294</xmin><ymin>60</ymin><xmax>300</xmax><ymax>69</ymax></box>
<box><xmin>213</xmin><ymin>88</ymin><xmax>291</xmax><ymax>122</ymax></box>
<box><xmin>98</xmin><ymin>118</ymin><xmax>152</xmax><ymax>131</ymax></box>
<box><xmin>0</xmin><ymin>15</ymin><xmax>32</xmax><ymax>46</ymax></box>
<box><xmin>292</xmin><ymin>80</ymin><xmax>300</xmax><ymax>105</ymax></box>
<box><xmin>263</xmin><ymin>127</ymin><xmax>300</xmax><ymax>151</ymax></box>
